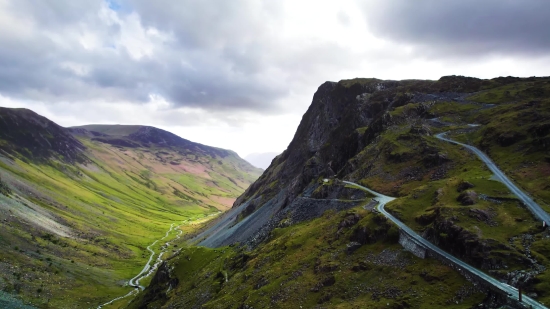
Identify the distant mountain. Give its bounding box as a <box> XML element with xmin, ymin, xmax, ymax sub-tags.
<box><xmin>0</xmin><ymin>107</ymin><xmax>86</xmax><ymax>163</ymax></box>
<box><xmin>0</xmin><ymin>108</ymin><xmax>262</xmax><ymax>308</ymax></box>
<box><xmin>244</xmin><ymin>152</ymin><xmax>279</xmax><ymax>169</ymax></box>
<box><xmin>72</xmin><ymin>124</ymin><xmax>231</xmax><ymax>157</ymax></box>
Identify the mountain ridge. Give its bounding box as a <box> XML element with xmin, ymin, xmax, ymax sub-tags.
<box><xmin>0</xmin><ymin>107</ymin><xmax>262</xmax><ymax>308</ymax></box>
<box><xmin>0</xmin><ymin>107</ymin><xmax>87</xmax><ymax>163</ymax></box>
<box><xmin>132</xmin><ymin>75</ymin><xmax>550</xmax><ymax>309</ymax></box>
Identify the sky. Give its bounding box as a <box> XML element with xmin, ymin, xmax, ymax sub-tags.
<box><xmin>0</xmin><ymin>0</ymin><xmax>549</xmax><ymax>159</ymax></box>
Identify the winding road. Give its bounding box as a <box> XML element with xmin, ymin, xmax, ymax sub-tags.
<box><xmin>435</xmin><ymin>132</ymin><xmax>550</xmax><ymax>225</ymax></box>
<box><xmin>96</xmin><ymin>222</ymin><xmax>184</xmax><ymax>309</ymax></box>
<box><xmin>343</xmin><ymin>180</ymin><xmax>547</xmax><ymax>308</ymax></box>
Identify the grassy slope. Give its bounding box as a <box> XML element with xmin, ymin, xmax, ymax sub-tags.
<box><xmin>129</xmin><ymin>204</ymin><xmax>485</xmax><ymax>309</ymax></box>
<box><xmin>355</xmin><ymin>78</ymin><xmax>550</xmax><ymax>303</ymax></box>
<box><xmin>0</xmin><ymin>135</ymin><xmax>261</xmax><ymax>308</ymax></box>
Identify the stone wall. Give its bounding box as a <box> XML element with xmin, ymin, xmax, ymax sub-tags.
<box><xmin>398</xmin><ymin>230</ymin><xmax>426</xmax><ymax>259</ymax></box>
<box><xmin>397</xmin><ymin>227</ymin><xmax>534</xmax><ymax>308</ymax></box>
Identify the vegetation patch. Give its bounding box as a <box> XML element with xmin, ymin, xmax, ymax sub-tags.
<box><xmin>129</xmin><ymin>207</ymin><xmax>485</xmax><ymax>309</ymax></box>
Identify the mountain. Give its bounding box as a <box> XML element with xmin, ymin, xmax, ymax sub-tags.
<box><xmin>0</xmin><ymin>108</ymin><xmax>86</xmax><ymax>163</ymax></box>
<box><xmin>0</xmin><ymin>107</ymin><xmax>262</xmax><ymax>308</ymax></box>
<box><xmin>72</xmin><ymin>124</ymin><xmax>234</xmax><ymax>158</ymax></box>
<box><xmin>244</xmin><ymin>152</ymin><xmax>279</xmax><ymax>169</ymax></box>
<box><xmin>132</xmin><ymin>76</ymin><xmax>550</xmax><ymax>308</ymax></box>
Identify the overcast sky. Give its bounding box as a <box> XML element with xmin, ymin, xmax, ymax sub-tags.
<box><xmin>1</xmin><ymin>0</ymin><xmax>549</xmax><ymax>158</ymax></box>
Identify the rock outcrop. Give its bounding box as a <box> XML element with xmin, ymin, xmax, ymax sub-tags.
<box><xmin>198</xmin><ymin>76</ymin><xmax>498</xmax><ymax>248</ymax></box>
<box><xmin>457</xmin><ymin>190</ymin><xmax>478</xmax><ymax>205</ymax></box>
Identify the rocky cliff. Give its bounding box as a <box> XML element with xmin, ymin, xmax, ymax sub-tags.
<box><xmin>132</xmin><ymin>75</ymin><xmax>550</xmax><ymax>308</ymax></box>
<box><xmin>192</xmin><ymin>75</ymin><xmax>550</xmax><ymax>298</ymax></box>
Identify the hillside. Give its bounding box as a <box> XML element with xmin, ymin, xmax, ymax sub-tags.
<box><xmin>131</xmin><ymin>76</ymin><xmax>550</xmax><ymax>308</ymax></box>
<box><xmin>0</xmin><ymin>108</ymin><xmax>262</xmax><ymax>308</ymax></box>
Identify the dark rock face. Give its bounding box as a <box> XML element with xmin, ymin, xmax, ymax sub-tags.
<box><xmin>423</xmin><ymin>151</ymin><xmax>450</xmax><ymax>167</ymax></box>
<box><xmin>457</xmin><ymin>181</ymin><xmax>475</xmax><ymax>192</ymax></box>
<box><xmin>232</xmin><ymin>80</ymin><xmax>387</xmax><ymax>210</ymax></box>
<box><xmin>338</xmin><ymin>213</ymin><xmax>361</xmax><ymax>230</ymax></box>
<box><xmin>468</xmin><ymin>208</ymin><xmax>493</xmax><ymax>223</ymax></box>
<box><xmin>0</xmin><ymin>107</ymin><xmax>86</xmax><ymax>163</ymax></box>
<box><xmin>346</xmin><ymin>241</ymin><xmax>362</xmax><ymax>254</ymax></box>
<box><xmin>201</xmin><ymin>76</ymin><xmax>499</xmax><ymax>249</ymax></box>
<box><xmin>457</xmin><ymin>190</ymin><xmax>478</xmax><ymax>205</ymax></box>
<box><xmin>424</xmin><ymin>218</ymin><xmax>507</xmax><ymax>270</ymax></box>
<box><xmin>415</xmin><ymin>209</ymin><xmax>438</xmax><ymax>226</ymax></box>
<box><xmin>131</xmin><ymin>261</ymin><xmax>178</xmax><ymax>308</ymax></box>
<box><xmin>497</xmin><ymin>131</ymin><xmax>526</xmax><ymax>147</ymax></box>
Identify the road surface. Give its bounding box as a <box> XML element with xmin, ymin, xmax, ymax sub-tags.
<box><xmin>435</xmin><ymin>132</ymin><xmax>550</xmax><ymax>225</ymax></box>
<box><xmin>343</xmin><ymin>181</ymin><xmax>547</xmax><ymax>309</ymax></box>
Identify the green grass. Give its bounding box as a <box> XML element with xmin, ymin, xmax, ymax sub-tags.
<box><xmin>467</xmin><ymin>81</ymin><xmax>550</xmax><ymax>104</ymax></box>
<box><xmin>125</xmin><ymin>76</ymin><xmax>550</xmax><ymax>308</ymax></box>
<box><xmin>0</xmin><ymin>135</ymin><xmax>260</xmax><ymax>308</ymax></box>
<box><xmin>129</xmin><ymin>207</ymin><xmax>485</xmax><ymax>309</ymax></box>
<box><xmin>341</xmin><ymin>81</ymin><xmax>550</xmax><ymax>303</ymax></box>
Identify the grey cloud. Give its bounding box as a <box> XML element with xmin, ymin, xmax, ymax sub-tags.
<box><xmin>0</xmin><ymin>0</ymin><xmax>362</xmax><ymax>121</ymax></box>
<box><xmin>123</xmin><ymin>0</ymin><xmax>283</xmax><ymax>50</ymax></box>
<box><xmin>0</xmin><ymin>0</ymin><xmax>300</xmax><ymax>119</ymax></box>
<box><xmin>362</xmin><ymin>0</ymin><xmax>550</xmax><ymax>57</ymax></box>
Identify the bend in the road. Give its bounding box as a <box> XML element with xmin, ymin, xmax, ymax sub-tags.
<box><xmin>342</xmin><ymin>181</ymin><xmax>547</xmax><ymax>309</ymax></box>
<box><xmin>435</xmin><ymin>132</ymin><xmax>550</xmax><ymax>224</ymax></box>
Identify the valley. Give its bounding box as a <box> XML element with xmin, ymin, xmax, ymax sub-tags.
<box><xmin>1</xmin><ymin>75</ymin><xmax>550</xmax><ymax>309</ymax></box>
<box><xmin>0</xmin><ymin>109</ymin><xmax>262</xmax><ymax>308</ymax></box>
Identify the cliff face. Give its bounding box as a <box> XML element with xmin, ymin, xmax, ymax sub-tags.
<box><xmin>233</xmin><ymin>80</ymin><xmax>393</xmax><ymax>212</ymax></box>
<box><xmin>197</xmin><ymin>76</ymin><xmax>550</xmax><ymax>265</ymax></box>
<box><xmin>136</xmin><ymin>75</ymin><xmax>550</xmax><ymax>308</ymax></box>
<box><xmin>228</xmin><ymin>77</ymin><xmax>498</xmax><ymax>226</ymax></box>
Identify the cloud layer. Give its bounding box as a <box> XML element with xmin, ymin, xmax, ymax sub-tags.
<box><xmin>362</xmin><ymin>0</ymin><xmax>550</xmax><ymax>58</ymax></box>
<box><xmin>0</xmin><ymin>0</ymin><xmax>361</xmax><ymax>121</ymax></box>
<box><xmin>1</xmin><ymin>0</ymin><xmax>549</xmax><ymax>156</ymax></box>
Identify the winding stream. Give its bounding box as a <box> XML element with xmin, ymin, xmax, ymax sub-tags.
<box><xmin>96</xmin><ymin>222</ymin><xmax>185</xmax><ymax>308</ymax></box>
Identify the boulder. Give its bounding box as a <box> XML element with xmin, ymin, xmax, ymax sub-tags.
<box><xmin>457</xmin><ymin>190</ymin><xmax>478</xmax><ymax>205</ymax></box>
<box><xmin>457</xmin><ymin>181</ymin><xmax>475</xmax><ymax>192</ymax></box>
<box><xmin>346</xmin><ymin>242</ymin><xmax>362</xmax><ymax>254</ymax></box>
